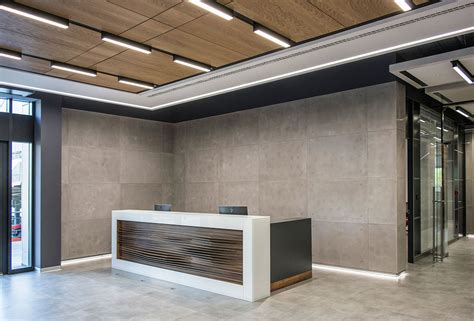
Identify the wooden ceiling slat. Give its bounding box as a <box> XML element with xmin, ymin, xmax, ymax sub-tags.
<box><xmin>226</xmin><ymin>0</ymin><xmax>344</xmax><ymax>42</ymax></box>
<box><xmin>178</xmin><ymin>14</ymin><xmax>278</xmax><ymax>57</ymax></box>
<box><xmin>106</xmin><ymin>0</ymin><xmax>181</xmax><ymax>18</ymax></box>
<box><xmin>147</xmin><ymin>29</ymin><xmax>245</xmax><ymax>67</ymax></box>
<box><xmin>68</xmin><ymin>73</ymin><xmax>141</xmax><ymax>93</ymax></box>
<box><xmin>153</xmin><ymin>1</ymin><xmax>208</xmax><ymax>28</ymax></box>
<box><xmin>17</xmin><ymin>0</ymin><xmax>149</xmax><ymax>34</ymax></box>
<box><xmin>120</xmin><ymin>19</ymin><xmax>173</xmax><ymax>43</ymax></box>
<box><xmin>308</xmin><ymin>0</ymin><xmax>400</xmax><ymax>27</ymax></box>
<box><xmin>0</xmin><ymin>55</ymin><xmax>51</xmax><ymax>74</ymax></box>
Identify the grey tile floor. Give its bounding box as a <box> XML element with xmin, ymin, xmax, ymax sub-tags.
<box><xmin>1</xmin><ymin>238</ymin><xmax>473</xmax><ymax>321</ymax></box>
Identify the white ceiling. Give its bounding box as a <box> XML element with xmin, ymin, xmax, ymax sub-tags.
<box><xmin>390</xmin><ymin>46</ymin><xmax>474</xmax><ymax>114</ymax></box>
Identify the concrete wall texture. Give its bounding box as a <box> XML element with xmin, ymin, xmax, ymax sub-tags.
<box><xmin>61</xmin><ymin>109</ymin><xmax>174</xmax><ymax>260</ymax></box>
<box><xmin>61</xmin><ymin>82</ymin><xmax>407</xmax><ymax>273</ymax></box>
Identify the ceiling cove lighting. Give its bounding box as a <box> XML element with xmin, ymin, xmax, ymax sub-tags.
<box><xmin>0</xmin><ymin>48</ymin><xmax>21</xmax><ymax>60</ymax></box>
<box><xmin>0</xmin><ymin>0</ymin><xmax>69</xmax><ymax>29</ymax></box>
<box><xmin>394</xmin><ymin>0</ymin><xmax>414</xmax><ymax>12</ymax></box>
<box><xmin>151</xmin><ymin>26</ymin><xmax>474</xmax><ymax>110</ymax></box>
<box><xmin>253</xmin><ymin>24</ymin><xmax>292</xmax><ymax>48</ymax></box>
<box><xmin>189</xmin><ymin>0</ymin><xmax>233</xmax><ymax>21</ymax></box>
<box><xmin>455</xmin><ymin>106</ymin><xmax>472</xmax><ymax>118</ymax></box>
<box><xmin>101</xmin><ymin>32</ymin><xmax>152</xmax><ymax>54</ymax></box>
<box><xmin>312</xmin><ymin>264</ymin><xmax>407</xmax><ymax>281</ymax></box>
<box><xmin>118</xmin><ymin>77</ymin><xmax>155</xmax><ymax>90</ymax></box>
<box><xmin>452</xmin><ymin>60</ymin><xmax>473</xmax><ymax>84</ymax></box>
<box><xmin>50</xmin><ymin>62</ymin><xmax>97</xmax><ymax>77</ymax></box>
<box><xmin>173</xmin><ymin>55</ymin><xmax>211</xmax><ymax>72</ymax></box>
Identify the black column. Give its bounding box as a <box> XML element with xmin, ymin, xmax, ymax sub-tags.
<box><xmin>33</xmin><ymin>94</ymin><xmax>62</xmax><ymax>269</ymax></box>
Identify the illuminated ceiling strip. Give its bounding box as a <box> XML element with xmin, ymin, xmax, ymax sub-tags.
<box><xmin>394</xmin><ymin>0</ymin><xmax>414</xmax><ymax>12</ymax></box>
<box><xmin>452</xmin><ymin>60</ymin><xmax>473</xmax><ymax>84</ymax></box>
<box><xmin>455</xmin><ymin>106</ymin><xmax>472</xmax><ymax>118</ymax></box>
<box><xmin>0</xmin><ymin>0</ymin><xmax>69</xmax><ymax>29</ymax></box>
<box><xmin>189</xmin><ymin>0</ymin><xmax>233</xmax><ymax>20</ymax></box>
<box><xmin>118</xmin><ymin>77</ymin><xmax>155</xmax><ymax>90</ymax></box>
<box><xmin>51</xmin><ymin>62</ymin><xmax>97</xmax><ymax>77</ymax></box>
<box><xmin>151</xmin><ymin>26</ymin><xmax>474</xmax><ymax>110</ymax></box>
<box><xmin>253</xmin><ymin>24</ymin><xmax>292</xmax><ymax>48</ymax></box>
<box><xmin>312</xmin><ymin>264</ymin><xmax>407</xmax><ymax>281</ymax></box>
<box><xmin>173</xmin><ymin>56</ymin><xmax>211</xmax><ymax>72</ymax></box>
<box><xmin>101</xmin><ymin>32</ymin><xmax>152</xmax><ymax>54</ymax></box>
<box><xmin>0</xmin><ymin>80</ymin><xmax>150</xmax><ymax>109</ymax></box>
<box><xmin>0</xmin><ymin>48</ymin><xmax>22</xmax><ymax>60</ymax></box>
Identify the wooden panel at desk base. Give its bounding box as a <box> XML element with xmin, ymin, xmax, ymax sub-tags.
<box><xmin>271</xmin><ymin>270</ymin><xmax>313</xmax><ymax>292</ymax></box>
<box><xmin>117</xmin><ymin>220</ymin><xmax>243</xmax><ymax>284</ymax></box>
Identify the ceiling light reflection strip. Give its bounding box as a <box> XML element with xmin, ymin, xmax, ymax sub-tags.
<box><xmin>152</xmin><ymin>26</ymin><xmax>474</xmax><ymax>110</ymax></box>
<box><xmin>452</xmin><ymin>60</ymin><xmax>473</xmax><ymax>84</ymax></box>
<box><xmin>118</xmin><ymin>77</ymin><xmax>155</xmax><ymax>90</ymax></box>
<box><xmin>253</xmin><ymin>24</ymin><xmax>292</xmax><ymax>48</ymax></box>
<box><xmin>173</xmin><ymin>55</ymin><xmax>211</xmax><ymax>72</ymax></box>
<box><xmin>50</xmin><ymin>62</ymin><xmax>97</xmax><ymax>77</ymax></box>
<box><xmin>394</xmin><ymin>0</ymin><xmax>414</xmax><ymax>12</ymax></box>
<box><xmin>0</xmin><ymin>0</ymin><xmax>69</xmax><ymax>28</ymax></box>
<box><xmin>0</xmin><ymin>48</ymin><xmax>22</xmax><ymax>60</ymax></box>
<box><xmin>189</xmin><ymin>0</ymin><xmax>233</xmax><ymax>20</ymax></box>
<box><xmin>101</xmin><ymin>32</ymin><xmax>152</xmax><ymax>54</ymax></box>
<box><xmin>312</xmin><ymin>264</ymin><xmax>407</xmax><ymax>281</ymax></box>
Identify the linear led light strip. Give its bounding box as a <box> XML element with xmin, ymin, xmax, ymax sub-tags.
<box><xmin>394</xmin><ymin>0</ymin><xmax>414</xmax><ymax>12</ymax></box>
<box><xmin>452</xmin><ymin>60</ymin><xmax>473</xmax><ymax>84</ymax></box>
<box><xmin>61</xmin><ymin>254</ymin><xmax>112</xmax><ymax>266</ymax></box>
<box><xmin>189</xmin><ymin>0</ymin><xmax>233</xmax><ymax>20</ymax></box>
<box><xmin>151</xmin><ymin>26</ymin><xmax>474</xmax><ymax>109</ymax></box>
<box><xmin>0</xmin><ymin>0</ymin><xmax>69</xmax><ymax>29</ymax></box>
<box><xmin>50</xmin><ymin>62</ymin><xmax>97</xmax><ymax>77</ymax></box>
<box><xmin>455</xmin><ymin>106</ymin><xmax>472</xmax><ymax>118</ymax></box>
<box><xmin>254</xmin><ymin>24</ymin><xmax>292</xmax><ymax>48</ymax></box>
<box><xmin>173</xmin><ymin>56</ymin><xmax>212</xmax><ymax>72</ymax></box>
<box><xmin>118</xmin><ymin>77</ymin><xmax>155</xmax><ymax>90</ymax></box>
<box><xmin>312</xmin><ymin>264</ymin><xmax>407</xmax><ymax>281</ymax></box>
<box><xmin>0</xmin><ymin>48</ymin><xmax>21</xmax><ymax>60</ymax></box>
<box><xmin>101</xmin><ymin>32</ymin><xmax>152</xmax><ymax>55</ymax></box>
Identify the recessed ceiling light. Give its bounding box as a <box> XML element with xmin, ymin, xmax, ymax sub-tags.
<box><xmin>394</xmin><ymin>0</ymin><xmax>414</xmax><ymax>12</ymax></box>
<box><xmin>253</xmin><ymin>24</ymin><xmax>292</xmax><ymax>48</ymax></box>
<box><xmin>189</xmin><ymin>0</ymin><xmax>233</xmax><ymax>20</ymax></box>
<box><xmin>455</xmin><ymin>106</ymin><xmax>472</xmax><ymax>118</ymax></box>
<box><xmin>101</xmin><ymin>33</ymin><xmax>152</xmax><ymax>54</ymax></box>
<box><xmin>173</xmin><ymin>56</ymin><xmax>211</xmax><ymax>72</ymax></box>
<box><xmin>118</xmin><ymin>77</ymin><xmax>155</xmax><ymax>90</ymax></box>
<box><xmin>0</xmin><ymin>48</ymin><xmax>22</xmax><ymax>60</ymax></box>
<box><xmin>0</xmin><ymin>1</ymin><xmax>69</xmax><ymax>29</ymax></box>
<box><xmin>50</xmin><ymin>62</ymin><xmax>97</xmax><ymax>77</ymax></box>
<box><xmin>452</xmin><ymin>60</ymin><xmax>473</xmax><ymax>84</ymax></box>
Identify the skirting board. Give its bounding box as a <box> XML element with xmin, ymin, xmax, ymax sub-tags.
<box><xmin>61</xmin><ymin>253</ymin><xmax>112</xmax><ymax>266</ymax></box>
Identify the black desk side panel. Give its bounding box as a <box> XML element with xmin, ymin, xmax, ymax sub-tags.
<box><xmin>271</xmin><ymin>218</ymin><xmax>312</xmax><ymax>282</ymax></box>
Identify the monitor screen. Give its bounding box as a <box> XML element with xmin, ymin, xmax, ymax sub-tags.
<box><xmin>154</xmin><ymin>204</ymin><xmax>172</xmax><ymax>211</ymax></box>
<box><xmin>218</xmin><ymin>206</ymin><xmax>248</xmax><ymax>215</ymax></box>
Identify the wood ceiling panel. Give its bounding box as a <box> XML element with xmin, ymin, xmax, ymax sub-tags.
<box><xmin>308</xmin><ymin>0</ymin><xmax>399</xmax><ymax>27</ymax></box>
<box><xmin>106</xmin><ymin>0</ymin><xmax>180</xmax><ymax>18</ymax></box>
<box><xmin>17</xmin><ymin>0</ymin><xmax>148</xmax><ymax>34</ymax></box>
<box><xmin>153</xmin><ymin>1</ymin><xmax>208</xmax><ymax>27</ymax></box>
<box><xmin>120</xmin><ymin>19</ymin><xmax>173</xmax><ymax>43</ymax></box>
<box><xmin>0</xmin><ymin>12</ymin><xmax>100</xmax><ymax>54</ymax></box>
<box><xmin>226</xmin><ymin>0</ymin><xmax>343</xmax><ymax>42</ymax></box>
<box><xmin>178</xmin><ymin>13</ymin><xmax>278</xmax><ymax>57</ymax></box>
<box><xmin>147</xmin><ymin>29</ymin><xmax>245</xmax><ymax>67</ymax></box>
<box><xmin>0</xmin><ymin>55</ymin><xmax>51</xmax><ymax>74</ymax></box>
<box><xmin>0</xmin><ymin>28</ymin><xmax>85</xmax><ymax>62</ymax></box>
<box><xmin>66</xmin><ymin>43</ymin><xmax>126</xmax><ymax>67</ymax></box>
<box><xmin>94</xmin><ymin>51</ymin><xmax>197</xmax><ymax>85</ymax></box>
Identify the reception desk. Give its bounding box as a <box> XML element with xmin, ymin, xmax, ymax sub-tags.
<box><xmin>111</xmin><ymin>210</ymin><xmax>270</xmax><ymax>302</ymax></box>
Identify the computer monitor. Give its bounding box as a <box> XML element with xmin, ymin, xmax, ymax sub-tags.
<box><xmin>218</xmin><ymin>206</ymin><xmax>248</xmax><ymax>215</ymax></box>
<box><xmin>154</xmin><ymin>204</ymin><xmax>172</xmax><ymax>211</ymax></box>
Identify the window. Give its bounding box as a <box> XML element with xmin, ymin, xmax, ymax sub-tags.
<box><xmin>0</xmin><ymin>98</ymin><xmax>8</xmax><ymax>113</ymax></box>
<box><xmin>12</xmin><ymin>100</ymin><xmax>32</xmax><ymax>115</ymax></box>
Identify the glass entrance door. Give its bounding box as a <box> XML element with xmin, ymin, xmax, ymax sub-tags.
<box><xmin>0</xmin><ymin>141</ymin><xmax>7</xmax><ymax>274</ymax></box>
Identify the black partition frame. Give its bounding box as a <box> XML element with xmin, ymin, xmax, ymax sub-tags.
<box><xmin>0</xmin><ymin>141</ymin><xmax>8</xmax><ymax>274</ymax></box>
<box><xmin>0</xmin><ymin>97</ymin><xmax>35</xmax><ymax>274</ymax></box>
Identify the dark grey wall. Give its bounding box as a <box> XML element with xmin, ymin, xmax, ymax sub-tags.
<box><xmin>34</xmin><ymin>94</ymin><xmax>62</xmax><ymax>269</ymax></box>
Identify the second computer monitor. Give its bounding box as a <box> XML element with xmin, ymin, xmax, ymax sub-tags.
<box><xmin>218</xmin><ymin>206</ymin><xmax>248</xmax><ymax>215</ymax></box>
